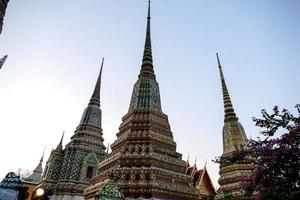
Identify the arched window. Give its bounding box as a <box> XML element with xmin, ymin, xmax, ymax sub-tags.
<box><xmin>86</xmin><ymin>166</ymin><xmax>94</xmax><ymax>179</ymax></box>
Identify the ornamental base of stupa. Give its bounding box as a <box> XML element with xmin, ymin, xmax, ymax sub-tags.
<box><xmin>215</xmin><ymin>190</ymin><xmax>252</xmax><ymax>200</ymax></box>
<box><xmin>45</xmin><ymin>181</ymin><xmax>90</xmax><ymax>200</ymax></box>
<box><xmin>50</xmin><ymin>194</ymin><xmax>84</xmax><ymax>200</ymax></box>
<box><xmin>85</xmin><ymin>180</ymin><xmax>198</xmax><ymax>200</ymax></box>
<box><xmin>84</xmin><ymin>167</ymin><xmax>198</xmax><ymax>200</ymax></box>
<box><xmin>216</xmin><ymin>162</ymin><xmax>253</xmax><ymax>200</ymax></box>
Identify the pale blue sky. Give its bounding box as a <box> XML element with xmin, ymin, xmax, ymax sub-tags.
<box><xmin>0</xmin><ymin>0</ymin><xmax>299</xmax><ymax>187</ymax></box>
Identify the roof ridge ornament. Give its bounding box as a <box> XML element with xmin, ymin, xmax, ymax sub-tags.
<box><xmin>193</xmin><ymin>156</ymin><xmax>197</xmax><ymax>167</ymax></box>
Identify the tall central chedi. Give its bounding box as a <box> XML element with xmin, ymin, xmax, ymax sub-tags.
<box><xmin>85</xmin><ymin>1</ymin><xmax>198</xmax><ymax>200</ymax></box>
<box><xmin>215</xmin><ymin>54</ymin><xmax>253</xmax><ymax>199</ymax></box>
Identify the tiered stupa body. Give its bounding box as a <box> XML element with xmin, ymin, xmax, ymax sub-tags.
<box><xmin>85</xmin><ymin>2</ymin><xmax>198</xmax><ymax>200</ymax></box>
<box><xmin>215</xmin><ymin>54</ymin><xmax>253</xmax><ymax>199</ymax></box>
<box><xmin>40</xmin><ymin>59</ymin><xmax>107</xmax><ymax>200</ymax></box>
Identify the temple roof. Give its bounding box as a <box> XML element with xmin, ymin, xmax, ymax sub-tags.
<box><xmin>0</xmin><ymin>172</ymin><xmax>22</xmax><ymax>189</ymax></box>
<box><xmin>185</xmin><ymin>163</ymin><xmax>216</xmax><ymax>195</ymax></box>
<box><xmin>195</xmin><ymin>168</ymin><xmax>216</xmax><ymax>195</ymax></box>
<box><xmin>185</xmin><ymin>160</ymin><xmax>190</xmax><ymax>168</ymax></box>
<box><xmin>186</xmin><ymin>165</ymin><xmax>197</xmax><ymax>177</ymax></box>
<box><xmin>193</xmin><ymin>169</ymin><xmax>203</xmax><ymax>184</ymax></box>
<box><xmin>22</xmin><ymin>154</ymin><xmax>44</xmax><ymax>184</ymax></box>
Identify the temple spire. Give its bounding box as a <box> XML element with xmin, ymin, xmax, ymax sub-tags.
<box><xmin>23</xmin><ymin>148</ymin><xmax>45</xmax><ymax>183</ymax></box>
<box><xmin>216</xmin><ymin>53</ymin><xmax>238</xmax><ymax>122</ymax></box>
<box><xmin>89</xmin><ymin>58</ymin><xmax>104</xmax><ymax>106</ymax></box>
<box><xmin>128</xmin><ymin>0</ymin><xmax>162</xmax><ymax>112</ymax></box>
<box><xmin>55</xmin><ymin>131</ymin><xmax>64</xmax><ymax>151</ymax></box>
<box><xmin>139</xmin><ymin>0</ymin><xmax>155</xmax><ymax>79</ymax></box>
<box><xmin>216</xmin><ymin>54</ymin><xmax>252</xmax><ymax>199</ymax></box>
<box><xmin>78</xmin><ymin>59</ymin><xmax>104</xmax><ymax>127</ymax></box>
<box><xmin>40</xmin><ymin>146</ymin><xmax>46</xmax><ymax>163</ymax></box>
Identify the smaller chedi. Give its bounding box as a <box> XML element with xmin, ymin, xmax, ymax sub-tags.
<box><xmin>21</xmin><ymin>152</ymin><xmax>44</xmax><ymax>199</ymax></box>
<box><xmin>215</xmin><ymin>53</ymin><xmax>253</xmax><ymax>199</ymax></box>
<box><xmin>38</xmin><ymin>58</ymin><xmax>107</xmax><ymax>200</ymax></box>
